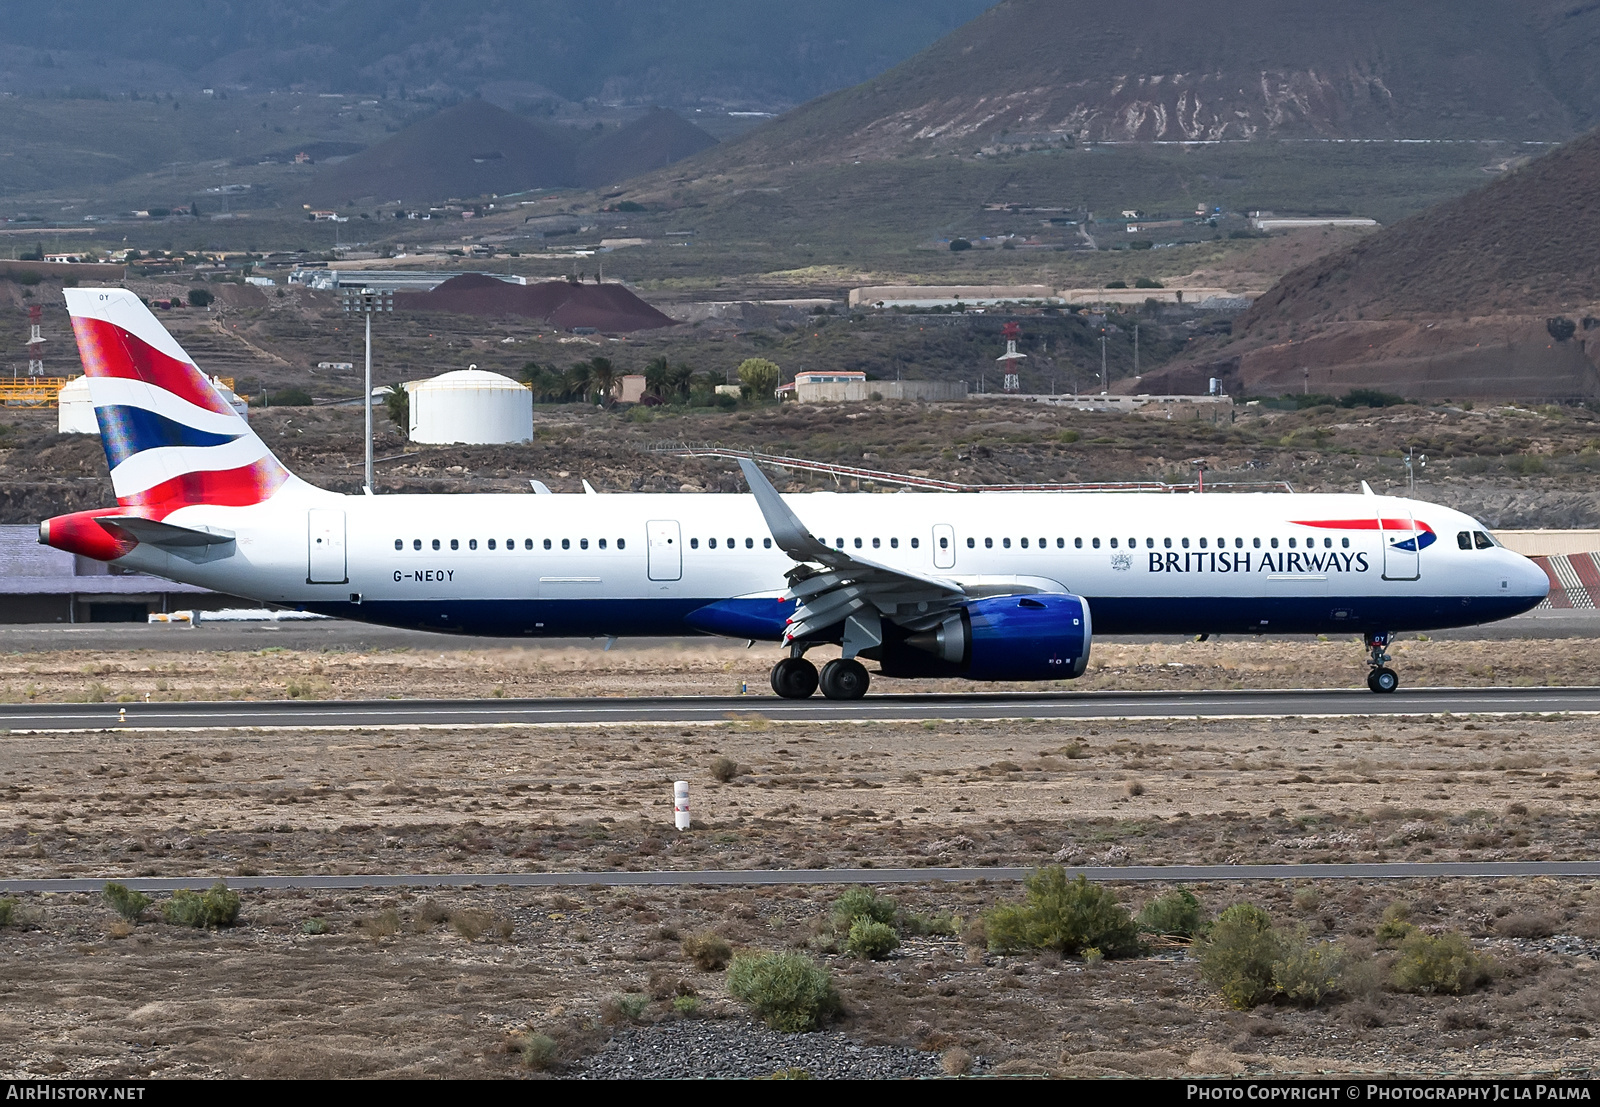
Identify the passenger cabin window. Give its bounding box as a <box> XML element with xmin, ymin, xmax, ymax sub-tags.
<box><xmin>1270</xmin><ymin>538</ymin><xmax>1279</xmax><ymax>549</ymax></box>
<box><xmin>432</xmin><ymin>539</ymin><xmax>441</xmax><ymax>550</ymax></box>
<box><xmin>708</xmin><ymin>538</ymin><xmax>717</xmax><ymax>549</ymax></box>
<box><xmin>487</xmin><ymin>539</ymin><xmax>496</xmax><ymax>550</ymax></box>
<box><xmin>598</xmin><ymin>539</ymin><xmax>606</xmax><ymax>549</ymax></box>
<box><xmin>619</xmin><ymin>539</ymin><xmax>626</xmax><ymax>550</ymax></box>
<box><xmin>1341</xmin><ymin>538</ymin><xmax>1349</xmax><ymax>548</ymax></box>
<box><xmin>889</xmin><ymin>538</ymin><xmax>898</xmax><ymax>549</ymax></box>
<box><xmin>911</xmin><ymin>538</ymin><xmax>920</xmax><ymax>549</ymax></box>
<box><xmin>562</xmin><ymin>539</ymin><xmax>570</xmax><ymax>550</ymax></box>
<box><xmin>543</xmin><ymin>539</ymin><xmax>552</xmax><ymax>550</ymax></box>
<box><xmin>690</xmin><ymin>538</ymin><xmax>699</xmax><ymax>549</ymax></box>
<box><xmin>1074</xmin><ymin>538</ymin><xmax>1082</xmax><ymax>548</ymax></box>
<box><xmin>450</xmin><ymin>539</ymin><xmax>459</xmax><ymax>551</ymax></box>
<box><xmin>1091</xmin><ymin>538</ymin><xmax>1100</xmax><ymax>549</ymax></box>
<box><xmin>414</xmin><ymin>539</ymin><xmax>422</xmax><ymax>551</ymax></box>
<box><xmin>986</xmin><ymin>537</ymin><xmax>994</xmax><ymax>549</ymax></box>
<box><xmin>1002</xmin><ymin>538</ymin><xmax>1011</xmax><ymax>549</ymax></box>
<box><xmin>468</xmin><ymin>539</ymin><xmax>477</xmax><ymax>550</ymax></box>
<box><xmin>967</xmin><ymin>538</ymin><xmax>975</xmax><ymax>548</ymax></box>
<box><xmin>394</xmin><ymin>539</ymin><xmax>402</xmax><ymax>550</ymax></box>
<box><xmin>1057</xmin><ymin>538</ymin><xmax>1065</xmax><ymax>548</ymax></box>
<box><xmin>1253</xmin><ymin>538</ymin><xmax>1261</xmax><ymax>548</ymax></box>
<box><xmin>746</xmin><ymin>538</ymin><xmax>754</xmax><ymax>549</ymax></box>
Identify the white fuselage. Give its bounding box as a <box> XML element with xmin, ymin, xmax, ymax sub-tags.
<box><xmin>109</xmin><ymin>485</ymin><xmax>1549</xmax><ymax>640</ymax></box>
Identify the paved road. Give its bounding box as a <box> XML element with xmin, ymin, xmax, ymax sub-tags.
<box><xmin>3</xmin><ymin>686</ymin><xmax>1598</xmax><ymax>732</ymax></box>
<box><xmin>6</xmin><ymin>860</ymin><xmax>1599</xmax><ymax>894</ymax></box>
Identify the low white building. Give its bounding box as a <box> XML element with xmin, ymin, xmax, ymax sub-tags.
<box><xmin>778</xmin><ymin>370</ymin><xmax>968</xmax><ymax>403</ymax></box>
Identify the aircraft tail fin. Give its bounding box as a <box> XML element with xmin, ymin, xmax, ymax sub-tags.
<box><xmin>62</xmin><ymin>288</ymin><xmax>293</xmax><ymax>519</ymax></box>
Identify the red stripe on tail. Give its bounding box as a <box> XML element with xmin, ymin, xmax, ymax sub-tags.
<box><xmin>118</xmin><ymin>461</ymin><xmax>290</xmax><ymax>520</ymax></box>
<box><xmin>70</xmin><ymin>315</ymin><xmax>234</xmax><ymax>415</ymax></box>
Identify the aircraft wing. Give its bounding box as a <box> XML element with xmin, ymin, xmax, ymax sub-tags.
<box><xmin>738</xmin><ymin>457</ymin><xmax>969</xmax><ymax>647</ymax></box>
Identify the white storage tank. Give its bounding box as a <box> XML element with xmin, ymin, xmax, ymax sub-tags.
<box><xmin>407</xmin><ymin>367</ymin><xmax>532</xmax><ymax>445</ymax></box>
<box><xmin>57</xmin><ymin>374</ymin><xmax>247</xmax><ymax>434</ymax></box>
<box><xmin>57</xmin><ymin>376</ymin><xmax>97</xmax><ymax>434</ymax></box>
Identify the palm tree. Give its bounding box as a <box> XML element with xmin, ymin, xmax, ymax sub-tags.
<box><xmin>643</xmin><ymin>355</ymin><xmax>671</xmax><ymax>400</ymax></box>
<box><xmin>564</xmin><ymin>360</ymin><xmax>595</xmax><ymax>403</ymax></box>
<box><xmin>669</xmin><ymin>362</ymin><xmax>695</xmax><ymax>401</ymax></box>
<box><xmin>588</xmin><ymin>356</ymin><xmax>617</xmax><ymax>407</ymax></box>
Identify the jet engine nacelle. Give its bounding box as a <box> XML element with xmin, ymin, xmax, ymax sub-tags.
<box><xmin>878</xmin><ymin>593</ymin><xmax>1092</xmax><ymax>681</ymax></box>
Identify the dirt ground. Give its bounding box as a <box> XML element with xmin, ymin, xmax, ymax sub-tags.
<box><xmin>2</xmin><ymin>660</ymin><xmax>1600</xmax><ymax>1078</ymax></box>
<box><xmin>3</xmin><ymin>634</ymin><xmax>1600</xmax><ymax>704</ymax></box>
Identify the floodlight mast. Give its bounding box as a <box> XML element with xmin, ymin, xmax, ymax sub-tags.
<box><xmin>341</xmin><ymin>287</ymin><xmax>393</xmax><ymax>494</ymax></box>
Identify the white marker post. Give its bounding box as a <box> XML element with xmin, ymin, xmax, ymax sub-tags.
<box><xmin>673</xmin><ymin>780</ymin><xmax>691</xmax><ymax>831</ymax></box>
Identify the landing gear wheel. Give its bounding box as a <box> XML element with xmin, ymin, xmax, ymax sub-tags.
<box><xmin>770</xmin><ymin>657</ymin><xmax>819</xmax><ymax>699</ymax></box>
<box><xmin>1367</xmin><ymin>667</ymin><xmax>1399</xmax><ymax>694</ymax></box>
<box><xmin>818</xmin><ymin>658</ymin><xmax>870</xmax><ymax>701</ymax></box>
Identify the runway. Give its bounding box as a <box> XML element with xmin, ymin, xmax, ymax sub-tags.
<box><xmin>6</xmin><ymin>860</ymin><xmax>1600</xmax><ymax>894</ymax></box>
<box><xmin>2</xmin><ymin>685</ymin><xmax>1598</xmax><ymax>731</ymax></box>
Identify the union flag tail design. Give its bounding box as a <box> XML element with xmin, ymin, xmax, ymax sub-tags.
<box><xmin>63</xmin><ymin>288</ymin><xmax>291</xmax><ymax>519</ymax></box>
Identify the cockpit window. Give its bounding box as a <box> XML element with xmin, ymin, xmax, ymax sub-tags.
<box><xmin>1474</xmin><ymin>531</ymin><xmax>1495</xmax><ymax>549</ymax></box>
<box><xmin>1457</xmin><ymin>531</ymin><xmax>1472</xmax><ymax>551</ymax></box>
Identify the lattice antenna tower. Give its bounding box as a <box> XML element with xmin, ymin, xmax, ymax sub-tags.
<box><xmin>26</xmin><ymin>305</ymin><xmax>44</xmax><ymax>377</ymax></box>
<box><xmin>996</xmin><ymin>320</ymin><xmax>1026</xmax><ymax>393</ymax></box>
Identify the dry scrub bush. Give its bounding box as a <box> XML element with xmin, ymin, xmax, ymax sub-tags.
<box><xmin>1495</xmin><ymin>911</ymin><xmax>1558</xmax><ymax>939</ymax></box>
<box><xmin>941</xmin><ymin>1047</ymin><xmax>973</xmax><ymax>1076</ymax></box>
<box><xmin>0</xmin><ymin>897</ymin><xmax>15</xmax><ymax>927</ymax></box>
<box><xmin>682</xmin><ymin>932</ymin><xmax>733</xmax><ymax>971</ymax></box>
<box><xmin>357</xmin><ymin>908</ymin><xmax>402</xmax><ymax>939</ymax></box>
<box><xmin>1272</xmin><ymin>941</ymin><xmax>1349</xmax><ymax>1006</ymax></box>
<box><xmin>1195</xmin><ymin>904</ymin><xmax>1285</xmax><ymax>1009</ymax></box>
<box><xmin>1200</xmin><ymin>904</ymin><xmax>1368</xmax><ymax>1008</ymax></box>
<box><xmin>600</xmin><ymin>993</ymin><xmax>650</xmax><ymax>1025</ymax></box>
<box><xmin>727</xmin><ymin>951</ymin><xmax>841</xmax><ymax>1032</ymax></box>
<box><xmin>513</xmin><ymin>1031</ymin><xmax>558</xmax><ymax>1071</ymax></box>
<box><xmin>710</xmin><ymin>756</ymin><xmax>739</xmax><ymax>783</ymax></box>
<box><xmin>1375</xmin><ymin>902</ymin><xmax>1417</xmax><ymax>948</ymax></box>
<box><xmin>102</xmin><ymin>882</ymin><xmax>151</xmax><ymax>923</ymax></box>
<box><xmin>985</xmin><ymin>868</ymin><xmax>1143</xmax><ymax>957</ymax></box>
<box><xmin>162</xmin><ymin>882</ymin><xmax>240</xmax><ymax>928</ymax></box>
<box><xmin>1137</xmin><ymin>888</ymin><xmax>1205</xmax><ymax>938</ymax></box>
<box><xmin>1390</xmin><ymin>932</ymin><xmax>1494</xmax><ymax>995</ymax></box>
<box><xmin>301</xmin><ymin>917</ymin><xmax>329</xmax><ymax>935</ymax></box>
<box><xmin>830</xmin><ymin>887</ymin><xmax>897</xmax><ymax>929</ymax></box>
<box><xmin>845</xmin><ymin>917</ymin><xmax>899</xmax><ymax>960</ymax></box>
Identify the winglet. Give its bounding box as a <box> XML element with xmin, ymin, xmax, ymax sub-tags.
<box><xmin>1360</xmin><ymin>480</ymin><xmax>1375</xmax><ymax>496</ymax></box>
<box><xmin>738</xmin><ymin>457</ymin><xmax>835</xmax><ymax>563</ymax></box>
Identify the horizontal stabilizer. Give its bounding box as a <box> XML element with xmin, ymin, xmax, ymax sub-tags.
<box><xmin>96</xmin><ymin>515</ymin><xmax>235</xmax><ymax>548</ymax></box>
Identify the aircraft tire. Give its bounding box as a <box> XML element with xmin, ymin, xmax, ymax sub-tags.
<box><xmin>771</xmin><ymin>657</ymin><xmax>819</xmax><ymax>699</ymax></box>
<box><xmin>819</xmin><ymin>658</ymin><xmax>870</xmax><ymax>700</ymax></box>
<box><xmin>1368</xmin><ymin>667</ymin><xmax>1399</xmax><ymax>694</ymax></box>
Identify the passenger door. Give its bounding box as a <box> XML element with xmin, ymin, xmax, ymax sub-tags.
<box><xmin>932</xmin><ymin>523</ymin><xmax>956</xmax><ymax>570</ymax></box>
<box><xmin>647</xmin><ymin>519</ymin><xmax>682</xmax><ymax>581</ymax></box>
<box><xmin>1381</xmin><ymin>506</ymin><xmax>1421</xmax><ymax>581</ymax></box>
<box><xmin>307</xmin><ymin>509</ymin><xmax>347</xmax><ymax>584</ymax></box>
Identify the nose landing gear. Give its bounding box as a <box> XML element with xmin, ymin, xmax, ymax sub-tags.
<box><xmin>1365</xmin><ymin>631</ymin><xmax>1399</xmax><ymax>693</ymax></box>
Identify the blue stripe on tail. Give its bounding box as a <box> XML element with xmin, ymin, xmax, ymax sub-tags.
<box><xmin>95</xmin><ymin>405</ymin><xmax>242</xmax><ymax>470</ymax></box>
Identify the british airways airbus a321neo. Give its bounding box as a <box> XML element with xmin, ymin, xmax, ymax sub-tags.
<box><xmin>38</xmin><ymin>289</ymin><xmax>1549</xmax><ymax>699</ymax></box>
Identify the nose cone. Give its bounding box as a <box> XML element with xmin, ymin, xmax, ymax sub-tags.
<box><xmin>1511</xmin><ymin>552</ymin><xmax>1552</xmax><ymax>603</ymax></box>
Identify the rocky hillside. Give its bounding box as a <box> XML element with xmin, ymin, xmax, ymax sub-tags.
<box><xmin>705</xmin><ymin>0</ymin><xmax>1600</xmax><ymax>172</ymax></box>
<box><xmin>1139</xmin><ymin>127</ymin><xmax>1600</xmax><ymax>401</ymax></box>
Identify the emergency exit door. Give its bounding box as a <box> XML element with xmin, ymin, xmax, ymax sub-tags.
<box><xmin>647</xmin><ymin>519</ymin><xmax>682</xmax><ymax>581</ymax></box>
<box><xmin>932</xmin><ymin>523</ymin><xmax>956</xmax><ymax>569</ymax></box>
<box><xmin>307</xmin><ymin>509</ymin><xmax>348</xmax><ymax>584</ymax></box>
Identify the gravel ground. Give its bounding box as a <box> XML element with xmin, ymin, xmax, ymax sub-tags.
<box><xmin>575</xmin><ymin>1020</ymin><xmax>967</xmax><ymax>1080</ymax></box>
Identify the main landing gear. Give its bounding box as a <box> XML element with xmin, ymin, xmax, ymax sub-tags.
<box><xmin>769</xmin><ymin>655</ymin><xmax>871</xmax><ymax>700</ymax></box>
<box><xmin>1365</xmin><ymin>631</ymin><xmax>1399</xmax><ymax>694</ymax></box>
<box><xmin>770</xmin><ymin>656</ymin><xmax>819</xmax><ymax>699</ymax></box>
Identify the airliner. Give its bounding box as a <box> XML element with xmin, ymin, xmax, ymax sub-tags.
<box><xmin>38</xmin><ymin>289</ymin><xmax>1549</xmax><ymax>699</ymax></box>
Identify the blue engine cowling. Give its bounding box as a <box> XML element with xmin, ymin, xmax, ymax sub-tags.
<box><xmin>878</xmin><ymin>593</ymin><xmax>1092</xmax><ymax>681</ymax></box>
